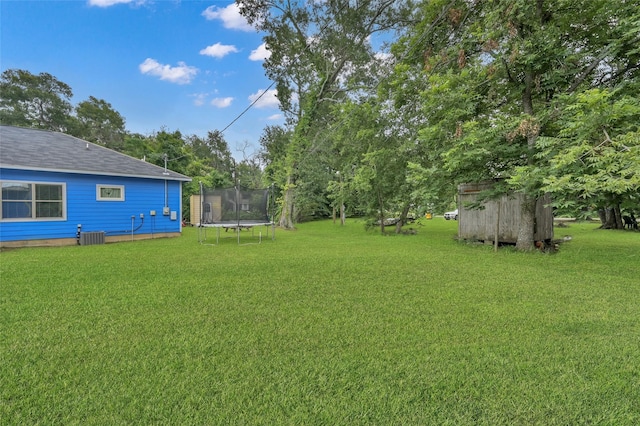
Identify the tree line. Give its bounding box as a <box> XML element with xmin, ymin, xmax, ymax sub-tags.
<box><xmin>239</xmin><ymin>0</ymin><xmax>640</xmax><ymax>249</ymax></box>
<box><xmin>0</xmin><ymin>68</ymin><xmax>264</xmax><ymax>221</ymax></box>
<box><xmin>3</xmin><ymin>0</ymin><xmax>639</xmax><ymax>250</ymax></box>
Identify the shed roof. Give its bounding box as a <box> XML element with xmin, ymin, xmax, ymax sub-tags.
<box><xmin>0</xmin><ymin>125</ymin><xmax>191</xmax><ymax>182</ymax></box>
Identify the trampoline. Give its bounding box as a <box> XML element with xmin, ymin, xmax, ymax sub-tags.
<box><xmin>197</xmin><ymin>182</ymin><xmax>275</xmax><ymax>245</ymax></box>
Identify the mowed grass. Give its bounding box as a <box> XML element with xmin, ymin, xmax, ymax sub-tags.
<box><xmin>1</xmin><ymin>219</ymin><xmax>639</xmax><ymax>424</ymax></box>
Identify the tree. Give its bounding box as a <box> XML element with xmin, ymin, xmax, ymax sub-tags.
<box><xmin>395</xmin><ymin>0</ymin><xmax>640</xmax><ymax>249</ymax></box>
<box><xmin>144</xmin><ymin>129</ymin><xmax>191</xmax><ymax>176</ymax></box>
<box><xmin>187</xmin><ymin>130</ymin><xmax>234</xmax><ymax>177</ymax></box>
<box><xmin>235</xmin><ymin>158</ymin><xmax>265</xmax><ymax>190</ymax></box>
<box><xmin>238</xmin><ymin>0</ymin><xmax>411</xmax><ymax>228</ymax></box>
<box><xmin>533</xmin><ymin>89</ymin><xmax>640</xmax><ymax>228</ymax></box>
<box><xmin>257</xmin><ymin>125</ymin><xmax>291</xmax><ymax>222</ymax></box>
<box><xmin>72</xmin><ymin>96</ymin><xmax>126</xmax><ymax>151</ymax></box>
<box><xmin>121</xmin><ymin>133</ymin><xmax>153</xmax><ymax>161</ymax></box>
<box><xmin>328</xmin><ymin>94</ymin><xmax>424</xmax><ymax>233</ymax></box>
<box><xmin>0</xmin><ymin>69</ymin><xmax>73</xmax><ymax>131</ymax></box>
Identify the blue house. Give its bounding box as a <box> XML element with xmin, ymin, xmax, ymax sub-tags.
<box><xmin>0</xmin><ymin>126</ymin><xmax>191</xmax><ymax>247</ymax></box>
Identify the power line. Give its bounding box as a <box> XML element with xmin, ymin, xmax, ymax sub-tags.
<box><xmin>216</xmin><ymin>0</ymin><xmax>353</xmax><ymax>135</ymax></box>
<box><xmin>216</xmin><ymin>0</ymin><xmax>453</xmax><ymax>165</ymax></box>
<box><xmin>219</xmin><ymin>80</ymin><xmax>277</xmax><ymax>134</ymax></box>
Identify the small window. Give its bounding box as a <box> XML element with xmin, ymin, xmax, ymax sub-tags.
<box><xmin>97</xmin><ymin>185</ymin><xmax>124</xmax><ymax>201</ymax></box>
<box><xmin>1</xmin><ymin>181</ymin><xmax>66</xmax><ymax>221</ymax></box>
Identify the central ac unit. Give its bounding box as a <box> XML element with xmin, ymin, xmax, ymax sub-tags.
<box><xmin>80</xmin><ymin>231</ymin><xmax>105</xmax><ymax>245</ymax></box>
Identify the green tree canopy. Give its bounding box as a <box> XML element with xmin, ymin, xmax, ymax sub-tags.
<box><xmin>391</xmin><ymin>0</ymin><xmax>640</xmax><ymax>247</ymax></box>
<box><xmin>72</xmin><ymin>96</ymin><xmax>126</xmax><ymax>151</ymax></box>
<box><xmin>0</xmin><ymin>69</ymin><xmax>74</xmax><ymax>131</ymax></box>
<box><xmin>533</xmin><ymin>89</ymin><xmax>640</xmax><ymax>227</ymax></box>
<box><xmin>238</xmin><ymin>0</ymin><xmax>411</xmax><ymax>228</ymax></box>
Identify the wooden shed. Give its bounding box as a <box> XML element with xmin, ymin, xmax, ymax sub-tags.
<box><xmin>457</xmin><ymin>181</ymin><xmax>553</xmax><ymax>244</ymax></box>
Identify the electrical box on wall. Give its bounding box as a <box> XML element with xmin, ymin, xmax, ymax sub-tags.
<box><xmin>170</xmin><ymin>211</ymin><xmax>177</xmax><ymax>221</ymax></box>
<box><xmin>163</xmin><ymin>207</ymin><xmax>170</xmax><ymax>216</ymax></box>
<box><xmin>150</xmin><ymin>210</ymin><xmax>156</xmax><ymax>216</ymax></box>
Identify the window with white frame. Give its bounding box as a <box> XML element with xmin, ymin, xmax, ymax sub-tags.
<box><xmin>97</xmin><ymin>185</ymin><xmax>124</xmax><ymax>201</ymax></box>
<box><xmin>1</xmin><ymin>181</ymin><xmax>66</xmax><ymax>220</ymax></box>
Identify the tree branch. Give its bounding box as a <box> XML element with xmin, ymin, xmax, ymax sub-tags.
<box><xmin>567</xmin><ymin>31</ymin><xmax>640</xmax><ymax>93</ymax></box>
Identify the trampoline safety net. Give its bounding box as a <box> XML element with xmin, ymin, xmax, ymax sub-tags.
<box><xmin>200</xmin><ymin>185</ymin><xmax>271</xmax><ymax>225</ymax></box>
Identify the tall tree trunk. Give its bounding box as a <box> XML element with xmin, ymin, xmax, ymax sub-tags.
<box><xmin>515</xmin><ymin>69</ymin><xmax>538</xmax><ymax>251</ymax></box>
<box><xmin>613</xmin><ymin>205</ymin><xmax>623</xmax><ymax>229</ymax></box>
<box><xmin>603</xmin><ymin>207</ymin><xmax>616</xmax><ymax>229</ymax></box>
<box><xmin>597</xmin><ymin>208</ymin><xmax>607</xmax><ymax>226</ymax></box>
<box><xmin>515</xmin><ymin>194</ymin><xmax>536</xmax><ymax>251</ymax></box>
<box><xmin>600</xmin><ymin>205</ymin><xmax>624</xmax><ymax>229</ymax></box>
<box><xmin>378</xmin><ymin>189</ymin><xmax>386</xmax><ymax>234</ymax></box>
<box><xmin>278</xmin><ymin>175</ymin><xmax>296</xmax><ymax>229</ymax></box>
<box><xmin>394</xmin><ymin>202</ymin><xmax>411</xmax><ymax>234</ymax></box>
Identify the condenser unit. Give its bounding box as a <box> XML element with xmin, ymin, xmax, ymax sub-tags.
<box><xmin>80</xmin><ymin>231</ymin><xmax>105</xmax><ymax>245</ymax></box>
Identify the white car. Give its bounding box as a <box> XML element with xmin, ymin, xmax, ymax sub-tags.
<box><xmin>444</xmin><ymin>209</ymin><xmax>458</xmax><ymax>220</ymax></box>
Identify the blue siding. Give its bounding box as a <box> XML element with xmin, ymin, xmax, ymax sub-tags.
<box><xmin>0</xmin><ymin>169</ymin><xmax>184</xmax><ymax>242</ymax></box>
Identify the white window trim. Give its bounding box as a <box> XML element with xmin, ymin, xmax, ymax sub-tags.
<box><xmin>0</xmin><ymin>180</ymin><xmax>67</xmax><ymax>222</ymax></box>
<box><xmin>97</xmin><ymin>184</ymin><xmax>125</xmax><ymax>201</ymax></box>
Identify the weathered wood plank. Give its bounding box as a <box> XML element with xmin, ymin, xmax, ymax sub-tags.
<box><xmin>458</xmin><ymin>182</ymin><xmax>553</xmax><ymax>244</ymax></box>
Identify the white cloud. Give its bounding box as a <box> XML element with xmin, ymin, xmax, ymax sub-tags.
<box><xmin>199</xmin><ymin>43</ymin><xmax>240</xmax><ymax>59</ymax></box>
<box><xmin>248</xmin><ymin>89</ymin><xmax>279</xmax><ymax>109</ymax></box>
<box><xmin>249</xmin><ymin>43</ymin><xmax>271</xmax><ymax>61</ymax></box>
<box><xmin>267</xmin><ymin>114</ymin><xmax>283</xmax><ymax>120</ymax></box>
<box><xmin>211</xmin><ymin>97</ymin><xmax>234</xmax><ymax>108</ymax></box>
<box><xmin>88</xmin><ymin>0</ymin><xmax>141</xmax><ymax>7</ymax></box>
<box><xmin>202</xmin><ymin>4</ymin><xmax>253</xmax><ymax>31</ymax></box>
<box><xmin>192</xmin><ymin>93</ymin><xmax>207</xmax><ymax>106</ymax></box>
<box><xmin>139</xmin><ymin>58</ymin><xmax>198</xmax><ymax>84</ymax></box>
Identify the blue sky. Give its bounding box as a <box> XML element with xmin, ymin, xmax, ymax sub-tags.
<box><xmin>1</xmin><ymin>0</ymin><xmax>282</xmax><ymax>158</ymax></box>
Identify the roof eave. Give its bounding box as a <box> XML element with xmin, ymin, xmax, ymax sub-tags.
<box><xmin>0</xmin><ymin>165</ymin><xmax>192</xmax><ymax>182</ymax></box>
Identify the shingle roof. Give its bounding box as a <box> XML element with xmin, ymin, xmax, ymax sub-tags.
<box><xmin>0</xmin><ymin>126</ymin><xmax>191</xmax><ymax>182</ymax></box>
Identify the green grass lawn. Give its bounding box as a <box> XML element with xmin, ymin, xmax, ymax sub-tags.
<box><xmin>2</xmin><ymin>219</ymin><xmax>639</xmax><ymax>424</ymax></box>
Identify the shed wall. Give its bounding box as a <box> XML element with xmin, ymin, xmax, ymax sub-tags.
<box><xmin>190</xmin><ymin>195</ymin><xmax>201</xmax><ymax>225</ymax></box>
<box><xmin>458</xmin><ymin>182</ymin><xmax>553</xmax><ymax>243</ymax></box>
